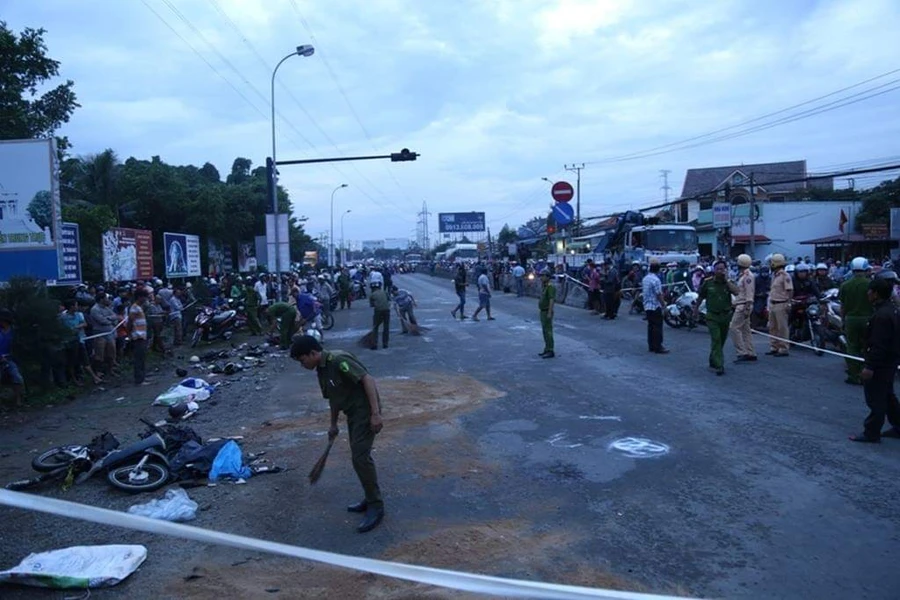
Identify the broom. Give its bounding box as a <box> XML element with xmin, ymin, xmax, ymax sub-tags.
<box><xmin>357</xmin><ymin>329</ymin><xmax>377</xmax><ymax>349</ymax></box>
<box><xmin>308</xmin><ymin>437</ymin><xmax>335</xmax><ymax>485</ymax></box>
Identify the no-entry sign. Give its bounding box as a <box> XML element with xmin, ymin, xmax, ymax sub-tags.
<box><xmin>551</xmin><ymin>181</ymin><xmax>574</xmax><ymax>203</ymax></box>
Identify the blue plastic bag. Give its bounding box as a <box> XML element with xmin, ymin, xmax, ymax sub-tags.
<box><xmin>208</xmin><ymin>440</ymin><xmax>252</xmax><ymax>482</ymax></box>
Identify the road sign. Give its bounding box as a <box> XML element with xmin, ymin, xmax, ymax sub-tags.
<box><xmin>551</xmin><ymin>181</ymin><xmax>574</xmax><ymax>203</ymax></box>
<box><xmin>552</xmin><ymin>202</ymin><xmax>574</xmax><ymax>226</ymax></box>
<box><xmin>712</xmin><ymin>203</ymin><xmax>731</xmax><ymax>229</ymax></box>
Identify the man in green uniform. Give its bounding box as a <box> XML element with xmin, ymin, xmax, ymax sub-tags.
<box><xmin>338</xmin><ymin>267</ymin><xmax>352</xmax><ymax>310</ymax></box>
<box><xmin>538</xmin><ymin>268</ymin><xmax>556</xmax><ymax>358</ymax></box>
<box><xmin>839</xmin><ymin>257</ymin><xmax>873</xmax><ymax>385</ymax></box>
<box><xmin>267</xmin><ymin>301</ymin><xmax>298</xmax><ymax>349</ymax></box>
<box><xmin>695</xmin><ymin>259</ymin><xmax>737</xmax><ymax>376</ymax></box>
<box><xmin>244</xmin><ymin>277</ymin><xmax>262</xmax><ymax>335</ymax></box>
<box><xmin>368</xmin><ymin>282</ymin><xmax>391</xmax><ymax>350</ymax></box>
<box><xmin>291</xmin><ymin>335</ymin><xmax>385</xmax><ymax>532</ymax></box>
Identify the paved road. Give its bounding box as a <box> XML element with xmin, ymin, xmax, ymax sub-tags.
<box><xmin>2</xmin><ymin>272</ymin><xmax>897</xmax><ymax>599</ymax></box>
<box><xmin>345</xmin><ymin>272</ymin><xmax>899</xmax><ymax>599</ymax></box>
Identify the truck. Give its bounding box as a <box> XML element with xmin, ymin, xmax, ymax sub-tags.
<box><xmin>550</xmin><ymin>211</ymin><xmax>700</xmax><ymax>274</ymax></box>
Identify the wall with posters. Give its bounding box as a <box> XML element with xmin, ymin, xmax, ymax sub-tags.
<box><xmin>237</xmin><ymin>241</ymin><xmax>257</xmax><ymax>273</ymax></box>
<box><xmin>207</xmin><ymin>239</ymin><xmax>233</xmax><ymax>277</ymax></box>
<box><xmin>102</xmin><ymin>227</ymin><xmax>154</xmax><ymax>282</ymax></box>
<box><xmin>164</xmin><ymin>232</ymin><xmax>201</xmax><ymax>278</ymax></box>
<box><xmin>0</xmin><ymin>138</ymin><xmax>64</xmax><ymax>281</ymax></box>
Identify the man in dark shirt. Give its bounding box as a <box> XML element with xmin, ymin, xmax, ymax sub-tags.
<box><xmin>849</xmin><ymin>278</ymin><xmax>900</xmax><ymax>443</ymax></box>
<box><xmin>0</xmin><ymin>309</ymin><xmax>24</xmax><ymax>407</ymax></box>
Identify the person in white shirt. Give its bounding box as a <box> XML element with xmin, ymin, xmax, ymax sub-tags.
<box><xmin>512</xmin><ymin>263</ymin><xmax>526</xmax><ymax>297</ymax></box>
<box><xmin>471</xmin><ymin>267</ymin><xmax>496</xmax><ymax>321</ymax></box>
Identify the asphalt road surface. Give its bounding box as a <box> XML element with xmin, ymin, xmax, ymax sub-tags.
<box><xmin>1</xmin><ymin>272</ymin><xmax>898</xmax><ymax>599</ymax></box>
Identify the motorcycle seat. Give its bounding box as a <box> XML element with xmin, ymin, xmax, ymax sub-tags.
<box><xmin>212</xmin><ymin>311</ymin><xmax>235</xmax><ymax>323</ymax></box>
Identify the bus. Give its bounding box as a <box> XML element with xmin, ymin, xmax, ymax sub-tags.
<box><xmin>404</xmin><ymin>252</ymin><xmax>423</xmax><ymax>265</ymax></box>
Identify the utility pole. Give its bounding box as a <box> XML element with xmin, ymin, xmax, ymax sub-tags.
<box><xmin>565</xmin><ymin>163</ymin><xmax>585</xmax><ymax>236</ymax></box>
<box><xmin>749</xmin><ymin>173</ymin><xmax>756</xmax><ymax>258</ymax></box>
<box><xmin>659</xmin><ymin>169</ymin><xmax>672</xmax><ymax>202</ymax></box>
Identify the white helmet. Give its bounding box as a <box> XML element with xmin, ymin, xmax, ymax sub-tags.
<box><xmin>850</xmin><ymin>257</ymin><xmax>869</xmax><ymax>271</ymax></box>
<box><xmin>305</xmin><ymin>329</ymin><xmax>323</xmax><ymax>343</ymax></box>
<box><xmin>795</xmin><ymin>263</ymin><xmax>810</xmax><ymax>273</ymax></box>
<box><xmin>209</xmin><ymin>278</ymin><xmax>217</xmax><ymax>285</ymax></box>
<box><xmin>815</xmin><ymin>263</ymin><xmax>828</xmax><ymax>271</ymax></box>
<box><xmin>786</xmin><ymin>264</ymin><xmax>795</xmax><ymax>273</ymax></box>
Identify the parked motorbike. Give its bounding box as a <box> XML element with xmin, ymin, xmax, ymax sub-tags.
<box><xmin>6</xmin><ymin>419</ymin><xmax>189</xmax><ymax>493</ymax></box>
<box><xmin>664</xmin><ymin>290</ymin><xmax>707</xmax><ymax>329</ymax></box>
<box><xmin>787</xmin><ymin>295</ymin><xmax>820</xmax><ymax>348</ymax></box>
<box><xmin>191</xmin><ymin>303</ymin><xmax>243</xmax><ymax>347</ymax></box>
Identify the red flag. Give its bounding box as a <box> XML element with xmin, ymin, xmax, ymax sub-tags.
<box><xmin>839</xmin><ymin>209</ymin><xmax>848</xmax><ymax>233</ymax></box>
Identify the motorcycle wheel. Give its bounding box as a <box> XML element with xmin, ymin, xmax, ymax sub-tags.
<box><xmin>664</xmin><ymin>311</ymin><xmax>682</xmax><ymax>329</ymax></box>
<box><xmin>190</xmin><ymin>328</ymin><xmax>201</xmax><ymax>348</ymax></box>
<box><xmin>321</xmin><ymin>313</ymin><xmax>335</xmax><ymax>331</ymax></box>
<box><xmin>32</xmin><ymin>445</ymin><xmax>85</xmax><ymax>472</ymax></box>
<box><xmin>107</xmin><ymin>461</ymin><xmax>169</xmax><ymax>493</ymax></box>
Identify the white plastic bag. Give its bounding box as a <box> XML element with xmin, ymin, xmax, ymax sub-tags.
<box><xmin>127</xmin><ymin>487</ymin><xmax>198</xmax><ymax>522</ymax></box>
<box><xmin>0</xmin><ymin>544</ymin><xmax>147</xmax><ymax>589</ymax></box>
<box><xmin>153</xmin><ymin>377</ymin><xmax>215</xmax><ymax>406</ymax></box>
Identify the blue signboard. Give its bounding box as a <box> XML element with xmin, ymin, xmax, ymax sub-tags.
<box><xmin>438</xmin><ymin>212</ymin><xmax>485</xmax><ymax>233</ymax></box>
<box><xmin>53</xmin><ymin>223</ymin><xmax>82</xmax><ymax>285</ymax></box>
<box><xmin>552</xmin><ymin>202</ymin><xmax>574</xmax><ymax>226</ymax></box>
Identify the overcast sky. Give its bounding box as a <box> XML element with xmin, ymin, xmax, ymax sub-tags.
<box><xmin>5</xmin><ymin>0</ymin><xmax>900</xmax><ymax>244</ymax></box>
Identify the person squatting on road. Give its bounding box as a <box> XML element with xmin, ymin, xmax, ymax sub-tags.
<box><xmin>267</xmin><ymin>302</ymin><xmax>299</xmax><ymax>350</ymax></box>
<box><xmin>696</xmin><ymin>260</ymin><xmax>738</xmax><ymax>376</ymax></box>
<box><xmin>848</xmin><ymin>278</ymin><xmax>900</xmax><ymax>443</ymax></box>
<box><xmin>731</xmin><ymin>254</ymin><xmax>758</xmax><ymax>363</ymax></box>
<box><xmin>538</xmin><ymin>268</ymin><xmax>556</xmax><ymax>358</ymax></box>
<box><xmin>840</xmin><ymin>257</ymin><xmax>873</xmax><ymax>385</ymax></box>
<box><xmin>391</xmin><ymin>285</ymin><xmax>418</xmax><ymax>333</ymax></box>
<box><xmin>766</xmin><ymin>253</ymin><xmax>793</xmax><ymax>357</ymax></box>
<box><xmin>471</xmin><ymin>267</ymin><xmax>496</xmax><ymax>322</ymax></box>
<box><xmin>291</xmin><ymin>335</ymin><xmax>385</xmax><ymax>532</ymax></box>
<box><xmin>451</xmin><ymin>264</ymin><xmax>468</xmax><ymax>320</ymax></box>
<box><xmin>369</xmin><ymin>282</ymin><xmax>391</xmax><ymax>350</ymax></box>
<box><xmin>642</xmin><ymin>259</ymin><xmax>668</xmax><ymax>354</ymax></box>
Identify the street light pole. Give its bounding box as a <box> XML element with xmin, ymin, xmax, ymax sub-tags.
<box><xmin>329</xmin><ymin>183</ymin><xmax>348</xmax><ymax>267</ymax></box>
<box><xmin>270</xmin><ymin>45</ymin><xmax>314</xmax><ymax>276</ymax></box>
<box><xmin>341</xmin><ymin>209</ymin><xmax>351</xmax><ymax>265</ymax></box>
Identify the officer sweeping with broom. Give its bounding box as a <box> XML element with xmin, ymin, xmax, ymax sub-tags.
<box><xmin>291</xmin><ymin>334</ymin><xmax>385</xmax><ymax>533</ymax></box>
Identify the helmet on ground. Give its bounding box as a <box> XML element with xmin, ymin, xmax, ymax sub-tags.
<box><xmin>737</xmin><ymin>254</ymin><xmax>752</xmax><ymax>268</ymax></box>
<box><xmin>815</xmin><ymin>263</ymin><xmax>828</xmax><ymax>271</ymax></box>
<box><xmin>168</xmin><ymin>402</ymin><xmax>190</xmax><ymax>420</ymax></box>
<box><xmin>785</xmin><ymin>264</ymin><xmax>795</xmax><ymax>273</ymax></box>
<box><xmin>795</xmin><ymin>263</ymin><xmax>810</xmax><ymax>273</ymax></box>
<box><xmin>769</xmin><ymin>254</ymin><xmax>786</xmax><ymax>268</ymax></box>
<box><xmin>305</xmin><ymin>329</ymin><xmax>323</xmax><ymax>343</ymax></box>
<box><xmin>850</xmin><ymin>256</ymin><xmax>869</xmax><ymax>271</ymax></box>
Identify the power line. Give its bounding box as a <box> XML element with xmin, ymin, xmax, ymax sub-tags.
<box><xmin>584</xmin><ymin>67</ymin><xmax>900</xmax><ymax>165</ymax></box>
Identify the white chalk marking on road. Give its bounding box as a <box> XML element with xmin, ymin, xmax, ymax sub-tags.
<box><xmin>579</xmin><ymin>416</ymin><xmax>622</xmax><ymax>421</ymax></box>
<box><xmin>548</xmin><ymin>432</ymin><xmax>584</xmax><ymax>449</ymax></box>
<box><xmin>608</xmin><ymin>437</ymin><xmax>670</xmax><ymax>458</ymax></box>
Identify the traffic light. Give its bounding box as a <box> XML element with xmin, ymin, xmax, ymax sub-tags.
<box><xmin>390</xmin><ymin>148</ymin><xmax>418</xmax><ymax>162</ymax></box>
<box><xmin>547</xmin><ymin>225</ymin><xmax>556</xmax><ymax>235</ymax></box>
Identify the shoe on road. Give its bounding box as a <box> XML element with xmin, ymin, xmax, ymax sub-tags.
<box><xmin>357</xmin><ymin>506</ymin><xmax>384</xmax><ymax>533</ymax></box>
<box><xmin>541</xmin><ymin>351</ymin><xmax>556</xmax><ymax>359</ymax></box>
<box><xmin>347</xmin><ymin>500</ymin><xmax>368</xmax><ymax>513</ymax></box>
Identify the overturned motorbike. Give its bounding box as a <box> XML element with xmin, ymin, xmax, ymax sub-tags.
<box><xmin>664</xmin><ymin>290</ymin><xmax>707</xmax><ymax>329</ymax></box>
<box><xmin>191</xmin><ymin>300</ymin><xmax>247</xmax><ymax>347</ymax></box>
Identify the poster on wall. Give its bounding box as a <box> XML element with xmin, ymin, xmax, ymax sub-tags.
<box><xmin>0</xmin><ymin>138</ymin><xmax>64</xmax><ymax>281</ymax></box>
<box><xmin>238</xmin><ymin>241</ymin><xmax>257</xmax><ymax>273</ymax></box>
<box><xmin>164</xmin><ymin>232</ymin><xmax>201</xmax><ymax>278</ymax></box>
<box><xmin>207</xmin><ymin>239</ymin><xmax>234</xmax><ymax>277</ymax></box>
<box><xmin>102</xmin><ymin>227</ymin><xmax>153</xmax><ymax>282</ymax></box>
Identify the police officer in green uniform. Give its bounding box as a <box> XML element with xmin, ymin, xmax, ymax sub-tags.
<box><xmin>267</xmin><ymin>301</ymin><xmax>298</xmax><ymax>349</ymax></box>
<box><xmin>695</xmin><ymin>259</ymin><xmax>737</xmax><ymax>376</ymax></box>
<box><xmin>538</xmin><ymin>268</ymin><xmax>556</xmax><ymax>358</ymax></box>
<box><xmin>839</xmin><ymin>257</ymin><xmax>873</xmax><ymax>385</ymax></box>
<box><xmin>291</xmin><ymin>335</ymin><xmax>385</xmax><ymax>533</ymax></box>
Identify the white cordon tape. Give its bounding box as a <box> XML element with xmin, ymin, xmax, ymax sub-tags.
<box><xmin>81</xmin><ymin>318</ymin><xmax>127</xmax><ymax>342</ymax></box>
<box><xmin>751</xmin><ymin>330</ymin><xmax>864</xmax><ymax>363</ymax></box>
<box><xmin>0</xmin><ymin>490</ymin><xmax>690</xmax><ymax>600</ymax></box>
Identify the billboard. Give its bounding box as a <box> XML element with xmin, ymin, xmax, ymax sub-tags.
<box><xmin>712</xmin><ymin>203</ymin><xmax>731</xmax><ymax>228</ymax></box>
<box><xmin>164</xmin><ymin>232</ymin><xmax>201</xmax><ymax>278</ymax></box>
<box><xmin>265</xmin><ymin>213</ymin><xmax>290</xmax><ymax>273</ymax></box>
<box><xmin>102</xmin><ymin>227</ymin><xmax>154</xmax><ymax>282</ymax></box>
<box><xmin>238</xmin><ymin>240</ymin><xmax>257</xmax><ymax>272</ymax></box>
<box><xmin>438</xmin><ymin>212</ymin><xmax>485</xmax><ymax>233</ymax></box>
<box><xmin>207</xmin><ymin>239</ymin><xmax>233</xmax><ymax>277</ymax></box>
<box><xmin>50</xmin><ymin>223</ymin><xmax>82</xmax><ymax>286</ymax></box>
<box><xmin>0</xmin><ymin>138</ymin><xmax>63</xmax><ymax>281</ymax></box>
<box><xmin>362</xmin><ymin>240</ymin><xmax>385</xmax><ymax>252</ymax></box>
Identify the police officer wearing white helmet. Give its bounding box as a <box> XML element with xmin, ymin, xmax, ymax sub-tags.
<box><xmin>814</xmin><ymin>262</ymin><xmax>834</xmax><ymax>291</ymax></box>
<box><xmin>731</xmin><ymin>254</ymin><xmax>757</xmax><ymax>362</ymax></box>
<box><xmin>766</xmin><ymin>253</ymin><xmax>793</xmax><ymax>357</ymax></box>
<box><xmin>839</xmin><ymin>257</ymin><xmax>873</xmax><ymax>385</ymax></box>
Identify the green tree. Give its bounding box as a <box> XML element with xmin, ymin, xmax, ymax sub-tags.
<box><xmin>0</xmin><ymin>22</ymin><xmax>78</xmax><ymax>152</ymax></box>
<box><xmin>497</xmin><ymin>224</ymin><xmax>517</xmax><ymax>245</ymax></box>
<box><xmin>226</xmin><ymin>157</ymin><xmax>252</xmax><ymax>185</ymax></box>
<box><xmin>27</xmin><ymin>190</ymin><xmax>53</xmax><ymax>229</ymax></box>
<box><xmin>855</xmin><ymin>176</ymin><xmax>900</xmax><ymax>231</ymax></box>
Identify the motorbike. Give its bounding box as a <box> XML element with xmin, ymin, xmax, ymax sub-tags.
<box><xmin>814</xmin><ymin>288</ymin><xmax>847</xmax><ymax>354</ymax></box>
<box><xmin>6</xmin><ymin>419</ymin><xmax>188</xmax><ymax>493</ymax></box>
<box><xmin>788</xmin><ymin>295</ymin><xmax>819</xmax><ymax>345</ymax></box>
<box><xmin>314</xmin><ymin>299</ymin><xmax>334</xmax><ymax>331</ymax></box>
<box><xmin>664</xmin><ymin>289</ymin><xmax>707</xmax><ymax>329</ymax></box>
<box><xmin>191</xmin><ymin>301</ymin><xmax>245</xmax><ymax>347</ymax></box>
<box><xmin>751</xmin><ymin>294</ymin><xmax>769</xmax><ymax>330</ymax></box>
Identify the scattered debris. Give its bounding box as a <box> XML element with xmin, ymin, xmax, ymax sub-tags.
<box><xmin>127</xmin><ymin>488</ymin><xmax>198</xmax><ymax>522</ymax></box>
<box><xmin>0</xmin><ymin>545</ymin><xmax>147</xmax><ymax>589</ymax></box>
<box><xmin>152</xmin><ymin>378</ymin><xmax>216</xmax><ymax>407</ymax></box>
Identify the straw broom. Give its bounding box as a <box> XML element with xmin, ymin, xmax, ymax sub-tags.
<box><xmin>308</xmin><ymin>437</ymin><xmax>335</xmax><ymax>484</ymax></box>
